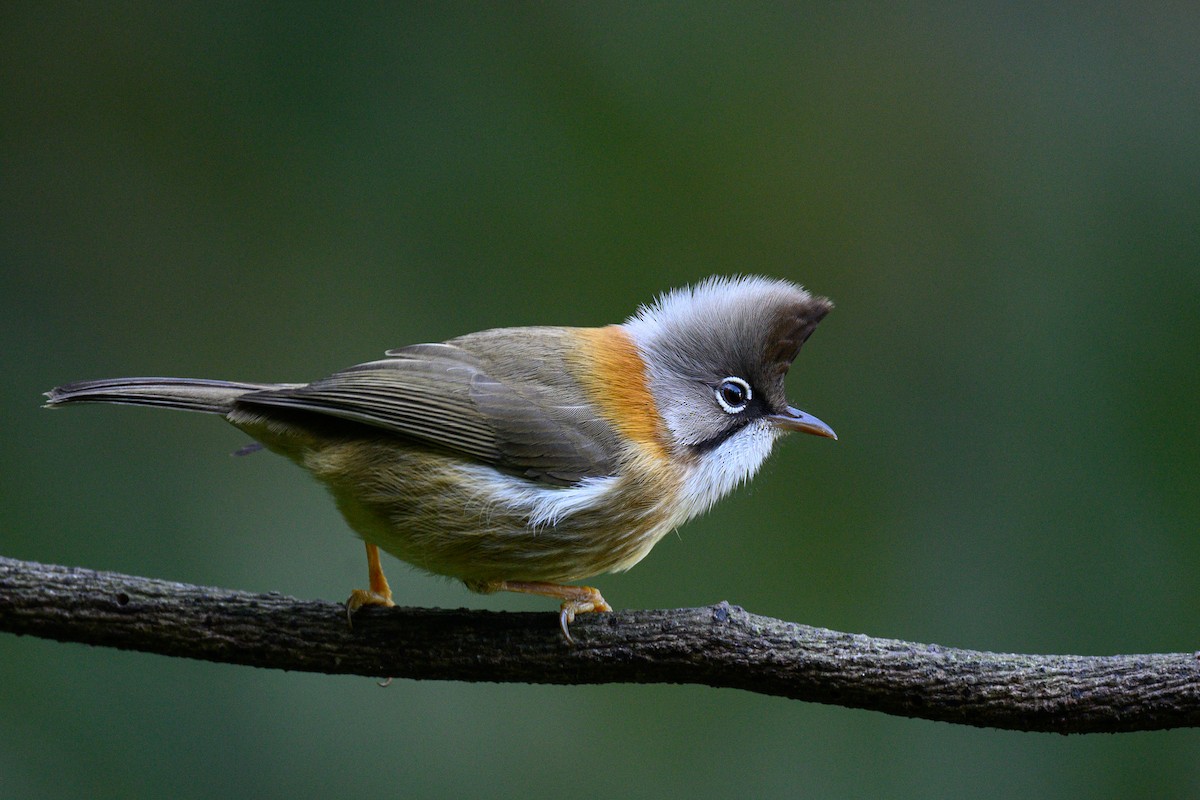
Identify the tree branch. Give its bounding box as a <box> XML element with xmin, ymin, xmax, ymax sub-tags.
<box><xmin>2</xmin><ymin>555</ymin><xmax>1197</xmax><ymax>733</ymax></box>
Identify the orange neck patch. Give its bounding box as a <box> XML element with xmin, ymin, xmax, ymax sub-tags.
<box><xmin>574</xmin><ymin>326</ymin><xmax>670</xmax><ymax>461</ymax></box>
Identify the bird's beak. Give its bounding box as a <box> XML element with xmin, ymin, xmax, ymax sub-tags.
<box><xmin>768</xmin><ymin>406</ymin><xmax>837</xmax><ymax>440</ymax></box>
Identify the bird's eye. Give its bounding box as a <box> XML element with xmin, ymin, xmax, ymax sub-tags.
<box><xmin>715</xmin><ymin>377</ymin><xmax>752</xmax><ymax>414</ymax></box>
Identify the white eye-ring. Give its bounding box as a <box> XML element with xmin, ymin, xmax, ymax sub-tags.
<box><xmin>714</xmin><ymin>377</ymin><xmax>752</xmax><ymax>414</ymax></box>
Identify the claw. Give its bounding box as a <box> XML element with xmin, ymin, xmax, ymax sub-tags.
<box><xmin>344</xmin><ymin>589</ymin><xmax>395</xmax><ymax>629</ymax></box>
<box><xmin>559</xmin><ymin>606</ymin><xmax>576</xmax><ymax>643</ymax></box>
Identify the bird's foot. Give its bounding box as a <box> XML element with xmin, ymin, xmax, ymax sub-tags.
<box><xmin>344</xmin><ymin>588</ymin><xmax>395</xmax><ymax>628</ymax></box>
<box><xmin>345</xmin><ymin>542</ymin><xmax>395</xmax><ymax>628</ymax></box>
<box><xmin>479</xmin><ymin>580</ymin><xmax>612</xmax><ymax>644</ymax></box>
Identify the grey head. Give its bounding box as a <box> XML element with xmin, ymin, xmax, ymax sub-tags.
<box><xmin>623</xmin><ymin>275</ymin><xmax>835</xmax><ymax>456</ymax></box>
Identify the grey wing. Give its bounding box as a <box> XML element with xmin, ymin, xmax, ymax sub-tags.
<box><xmin>236</xmin><ymin>338</ymin><xmax>619</xmax><ymax>485</ymax></box>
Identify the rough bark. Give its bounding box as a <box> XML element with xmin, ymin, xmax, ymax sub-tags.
<box><xmin>2</xmin><ymin>555</ymin><xmax>1198</xmax><ymax>733</ymax></box>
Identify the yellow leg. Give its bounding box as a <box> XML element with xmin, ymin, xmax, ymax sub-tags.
<box><xmin>484</xmin><ymin>580</ymin><xmax>612</xmax><ymax>643</ymax></box>
<box><xmin>345</xmin><ymin>542</ymin><xmax>395</xmax><ymax>627</ymax></box>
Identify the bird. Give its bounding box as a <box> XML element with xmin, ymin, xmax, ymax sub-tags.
<box><xmin>45</xmin><ymin>275</ymin><xmax>836</xmax><ymax>640</ymax></box>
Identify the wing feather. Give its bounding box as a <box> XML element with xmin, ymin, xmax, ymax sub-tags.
<box><xmin>236</xmin><ymin>331</ymin><xmax>621</xmax><ymax>485</ymax></box>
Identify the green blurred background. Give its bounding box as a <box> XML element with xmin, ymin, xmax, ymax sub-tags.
<box><xmin>3</xmin><ymin>3</ymin><xmax>1199</xmax><ymax>797</ymax></box>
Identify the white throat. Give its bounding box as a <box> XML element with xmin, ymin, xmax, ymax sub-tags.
<box><xmin>676</xmin><ymin>420</ymin><xmax>782</xmax><ymax>522</ymax></box>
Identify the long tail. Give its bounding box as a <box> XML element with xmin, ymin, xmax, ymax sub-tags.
<box><xmin>44</xmin><ymin>377</ymin><xmax>289</xmax><ymax>414</ymax></box>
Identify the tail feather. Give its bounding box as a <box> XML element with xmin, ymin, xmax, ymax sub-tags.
<box><xmin>44</xmin><ymin>377</ymin><xmax>289</xmax><ymax>414</ymax></box>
